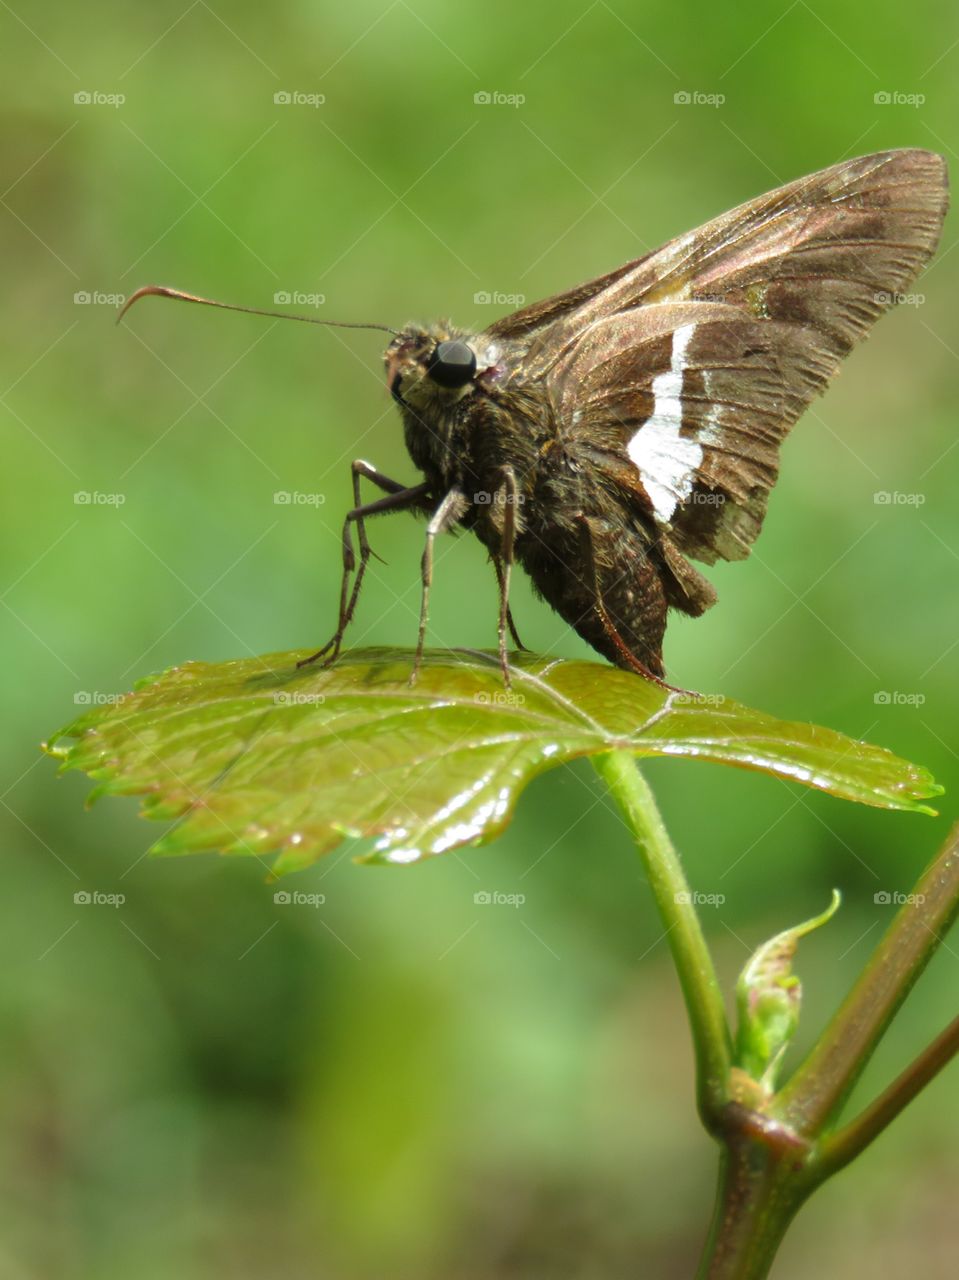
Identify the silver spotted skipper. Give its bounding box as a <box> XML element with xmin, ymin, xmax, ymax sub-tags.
<box><xmin>121</xmin><ymin>149</ymin><xmax>948</xmax><ymax>687</ymax></box>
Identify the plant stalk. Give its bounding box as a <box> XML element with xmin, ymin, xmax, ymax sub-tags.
<box><xmin>817</xmin><ymin>1011</ymin><xmax>959</xmax><ymax>1175</ymax></box>
<box><xmin>596</xmin><ymin>757</ymin><xmax>959</xmax><ymax>1279</ymax></box>
<box><xmin>777</xmin><ymin>821</ymin><xmax>959</xmax><ymax>1135</ymax></box>
<box><xmin>696</xmin><ymin>1126</ymin><xmax>812</xmax><ymax>1280</ymax></box>
<box><xmin>593</xmin><ymin>750</ymin><xmax>732</xmax><ymax>1128</ymax></box>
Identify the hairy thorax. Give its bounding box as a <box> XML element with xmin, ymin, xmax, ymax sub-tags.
<box><xmin>394</xmin><ymin>328</ymin><xmax>566</xmax><ymax>547</ymax></box>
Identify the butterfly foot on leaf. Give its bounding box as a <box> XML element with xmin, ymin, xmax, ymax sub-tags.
<box><xmin>296</xmin><ymin>637</ymin><xmax>341</xmax><ymax>670</ymax></box>
<box><xmin>627</xmin><ymin>659</ymin><xmax>694</xmax><ymax>697</ymax></box>
<box><xmin>659</xmin><ymin>677</ymin><xmax>698</xmax><ymax>699</ymax></box>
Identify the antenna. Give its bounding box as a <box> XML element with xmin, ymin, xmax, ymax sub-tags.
<box><xmin>116</xmin><ymin>285</ymin><xmax>399</xmax><ymax>335</ymax></box>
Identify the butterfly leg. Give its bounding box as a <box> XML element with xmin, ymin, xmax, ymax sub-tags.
<box><xmin>411</xmin><ymin>488</ymin><xmax>469</xmax><ymax>685</ymax></box>
<box><xmin>574</xmin><ymin>515</ymin><xmax>682</xmax><ymax>692</ymax></box>
<box><xmin>298</xmin><ymin>462</ymin><xmax>430</xmax><ymax>669</ymax></box>
<box><xmin>336</xmin><ymin>464</ymin><xmax>431</xmax><ymax>649</ymax></box>
<box><xmin>493</xmin><ymin>556</ymin><xmax>528</xmax><ymax>652</ymax></box>
<box><xmin>493</xmin><ymin>465</ymin><xmax>521</xmax><ymax>687</ymax></box>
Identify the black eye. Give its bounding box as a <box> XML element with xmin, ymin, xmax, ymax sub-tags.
<box><xmin>426</xmin><ymin>340</ymin><xmax>476</xmax><ymax>388</ymax></box>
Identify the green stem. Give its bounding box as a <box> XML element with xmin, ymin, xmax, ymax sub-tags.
<box><xmin>777</xmin><ymin>821</ymin><xmax>959</xmax><ymax>1135</ymax></box>
<box><xmin>593</xmin><ymin>750</ymin><xmax>732</xmax><ymax>1128</ymax></box>
<box><xmin>695</xmin><ymin>1117</ymin><xmax>820</xmax><ymax>1280</ymax></box>
<box><xmin>817</xmin><ymin>1012</ymin><xmax>959</xmax><ymax>1176</ymax></box>
<box><xmin>596</xmin><ymin>757</ymin><xmax>959</xmax><ymax>1279</ymax></box>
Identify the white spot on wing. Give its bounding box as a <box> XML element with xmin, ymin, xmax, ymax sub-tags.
<box><xmin>627</xmin><ymin>322</ymin><xmax>703</xmax><ymax>522</ymax></box>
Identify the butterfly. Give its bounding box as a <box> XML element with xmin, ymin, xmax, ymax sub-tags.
<box><xmin>120</xmin><ymin>149</ymin><xmax>948</xmax><ymax>687</ymax></box>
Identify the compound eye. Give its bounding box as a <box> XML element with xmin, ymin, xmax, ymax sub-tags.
<box><xmin>426</xmin><ymin>340</ymin><xmax>476</xmax><ymax>388</ymax></box>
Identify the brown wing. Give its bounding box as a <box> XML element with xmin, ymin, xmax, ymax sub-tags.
<box><xmin>485</xmin><ymin>248</ymin><xmax>659</xmax><ymax>341</ymax></box>
<box><xmin>533</xmin><ymin>149</ymin><xmax>947</xmax><ymax>564</ymax></box>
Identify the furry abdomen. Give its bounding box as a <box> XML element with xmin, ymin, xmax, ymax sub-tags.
<box><xmin>518</xmin><ymin>513</ymin><xmax>668</xmax><ymax>678</ymax></box>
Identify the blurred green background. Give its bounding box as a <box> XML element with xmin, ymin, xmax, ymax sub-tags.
<box><xmin>2</xmin><ymin>2</ymin><xmax>957</xmax><ymax>1276</ymax></box>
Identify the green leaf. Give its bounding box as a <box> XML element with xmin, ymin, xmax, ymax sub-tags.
<box><xmin>44</xmin><ymin>648</ymin><xmax>941</xmax><ymax>874</ymax></box>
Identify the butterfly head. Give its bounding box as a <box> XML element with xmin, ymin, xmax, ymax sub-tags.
<box><xmin>385</xmin><ymin>323</ymin><xmax>487</xmax><ymax>410</ymax></box>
